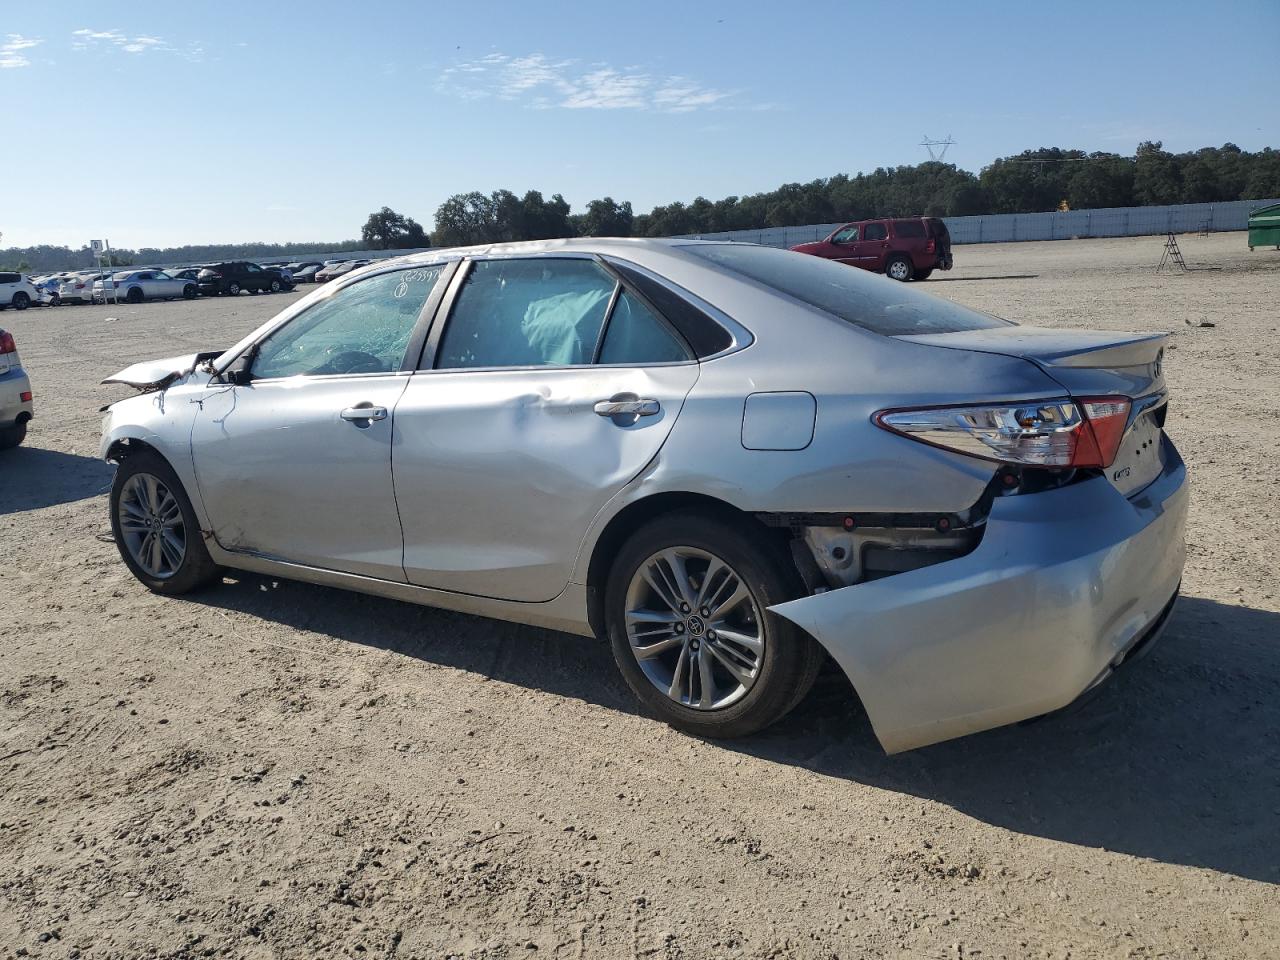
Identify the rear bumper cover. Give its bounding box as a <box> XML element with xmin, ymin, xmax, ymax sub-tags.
<box><xmin>0</xmin><ymin>366</ymin><xmax>34</xmax><ymax>427</ymax></box>
<box><xmin>770</xmin><ymin>438</ymin><xmax>1188</xmax><ymax>753</ymax></box>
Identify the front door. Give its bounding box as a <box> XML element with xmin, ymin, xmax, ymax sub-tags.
<box><xmin>190</xmin><ymin>263</ymin><xmax>449</xmax><ymax>579</ymax></box>
<box><xmin>393</xmin><ymin>256</ymin><xmax>700</xmax><ymax>602</ymax></box>
<box><xmin>825</xmin><ymin>224</ymin><xmax>860</xmax><ymax>264</ymax></box>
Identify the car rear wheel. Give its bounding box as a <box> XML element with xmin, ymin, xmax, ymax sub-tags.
<box><xmin>182</xmin><ymin>284</ymin><xmax>196</xmax><ymax>299</ymax></box>
<box><xmin>126</xmin><ymin>287</ymin><xmax>144</xmax><ymax>304</ymax></box>
<box><xmin>885</xmin><ymin>256</ymin><xmax>913</xmax><ymax>281</ymax></box>
<box><xmin>0</xmin><ymin>421</ymin><xmax>27</xmax><ymax>450</ymax></box>
<box><xmin>110</xmin><ymin>450</ymin><xmax>223</xmax><ymax>595</ymax></box>
<box><xmin>12</xmin><ymin>292</ymin><xmax>29</xmax><ymax>310</ymax></box>
<box><xmin>605</xmin><ymin>511</ymin><xmax>823</xmax><ymax>738</ymax></box>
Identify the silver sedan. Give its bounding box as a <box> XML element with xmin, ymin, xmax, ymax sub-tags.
<box><xmin>93</xmin><ymin>269</ymin><xmax>198</xmax><ymax>304</ymax></box>
<box><xmin>99</xmin><ymin>239</ymin><xmax>1187</xmax><ymax>753</ymax></box>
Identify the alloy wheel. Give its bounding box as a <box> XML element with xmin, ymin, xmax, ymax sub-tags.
<box><xmin>887</xmin><ymin>259</ymin><xmax>912</xmax><ymax>281</ymax></box>
<box><xmin>117</xmin><ymin>473</ymin><xmax>187</xmax><ymax>579</ymax></box>
<box><xmin>624</xmin><ymin>547</ymin><xmax>765</xmax><ymax>710</ymax></box>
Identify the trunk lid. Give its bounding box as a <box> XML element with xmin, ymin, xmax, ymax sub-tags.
<box><xmin>899</xmin><ymin>325</ymin><xmax>1170</xmax><ymax>497</ymax></box>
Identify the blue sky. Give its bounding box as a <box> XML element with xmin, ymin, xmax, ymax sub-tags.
<box><xmin>2</xmin><ymin>0</ymin><xmax>1277</xmax><ymax>249</ymax></box>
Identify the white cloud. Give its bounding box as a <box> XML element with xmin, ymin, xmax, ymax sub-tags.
<box><xmin>438</xmin><ymin>52</ymin><xmax>737</xmax><ymax>113</ymax></box>
<box><xmin>71</xmin><ymin>27</ymin><xmax>173</xmax><ymax>55</ymax></box>
<box><xmin>1</xmin><ymin>34</ymin><xmax>43</xmax><ymax>69</ymax></box>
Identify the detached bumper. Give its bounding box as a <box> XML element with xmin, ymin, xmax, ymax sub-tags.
<box><xmin>770</xmin><ymin>439</ymin><xmax>1189</xmax><ymax>754</ymax></box>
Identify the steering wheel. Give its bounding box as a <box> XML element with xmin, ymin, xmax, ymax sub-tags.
<box><xmin>313</xmin><ymin>350</ymin><xmax>385</xmax><ymax>375</ymax></box>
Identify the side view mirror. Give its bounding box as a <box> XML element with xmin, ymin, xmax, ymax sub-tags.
<box><xmin>222</xmin><ymin>347</ymin><xmax>256</xmax><ymax>385</ymax></box>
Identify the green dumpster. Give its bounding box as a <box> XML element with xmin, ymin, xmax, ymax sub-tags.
<box><xmin>1248</xmin><ymin>202</ymin><xmax>1280</xmax><ymax>250</ymax></box>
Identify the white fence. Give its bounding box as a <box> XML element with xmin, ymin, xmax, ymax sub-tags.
<box><xmin>677</xmin><ymin>198</ymin><xmax>1280</xmax><ymax>248</ymax></box>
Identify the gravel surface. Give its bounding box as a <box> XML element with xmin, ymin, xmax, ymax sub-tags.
<box><xmin>1</xmin><ymin>234</ymin><xmax>1277</xmax><ymax>959</ymax></box>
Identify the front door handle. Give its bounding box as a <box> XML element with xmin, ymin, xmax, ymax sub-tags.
<box><xmin>340</xmin><ymin>403</ymin><xmax>388</xmax><ymax>426</ymax></box>
<box><xmin>594</xmin><ymin>394</ymin><xmax>661</xmax><ymax>426</ymax></box>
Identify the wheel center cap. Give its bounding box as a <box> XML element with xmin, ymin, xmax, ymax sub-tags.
<box><xmin>685</xmin><ymin>615</ymin><xmax>705</xmax><ymax>637</ymax></box>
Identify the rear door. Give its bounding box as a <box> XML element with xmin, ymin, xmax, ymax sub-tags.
<box><xmin>854</xmin><ymin>221</ymin><xmax>889</xmax><ymax>270</ymax></box>
<box><xmin>393</xmin><ymin>255</ymin><xmax>700</xmax><ymax>602</ymax></box>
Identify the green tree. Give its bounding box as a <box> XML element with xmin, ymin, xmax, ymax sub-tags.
<box><xmin>1133</xmin><ymin>141</ymin><xmax>1183</xmax><ymax>205</ymax></box>
<box><xmin>577</xmin><ymin>197</ymin><xmax>634</xmax><ymax>237</ymax></box>
<box><xmin>360</xmin><ymin>207</ymin><xmax>430</xmax><ymax>249</ymax></box>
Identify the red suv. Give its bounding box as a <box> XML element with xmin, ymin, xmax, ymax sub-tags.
<box><xmin>790</xmin><ymin>217</ymin><xmax>953</xmax><ymax>281</ymax></box>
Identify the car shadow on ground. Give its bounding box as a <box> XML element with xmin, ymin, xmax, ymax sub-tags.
<box><xmin>927</xmin><ymin>273</ymin><xmax>1040</xmax><ymax>282</ymax></box>
<box><xmin>0</xmin><ymin>445</ymin><xmax>115</xmax><ymax>515</ymax></box>
<box><xmin>187</xmin><ymin>578</ymin><xmax>1278</xmax><ymax>884</ymax></box>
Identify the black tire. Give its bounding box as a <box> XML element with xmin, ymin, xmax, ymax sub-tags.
<box><xmin>12</xmin><ymin>292</ymin><xmax>29</xmax><ymax>310</ymax></box>
<box><xmin>912</xmin><ymin>267</ymin><xmax>934</xmax><ymax>281</ymax></box>
<box><xmin>49</xmin><ymin>293</ymin><xmax>61</xmax><ymax>307</ymax></box>
<box><xmin>126</xmin><ymin>286</ymin><xmax>144</xmax><ymax>304</ymax></box>
<box><xmin>227</xmin><ymin>282</ymin><xmax>241</xmax><ymax>295</ymax></box>
<box><xmin>885</xmin><ymin>255</ymin><xmax>913</xmax><ymax>282</ymax></box>
<box><xmin>604</xmin><ymin>510</ymin><xmax>823</xmax><ymax>739</ymax></box>
<box><xmin>182</xmin><ymin>284</ymin><xmax>196</xmax><ymax>299</ymax></box>
<box><xmin>0</xmin><ymin>421</ymin><xmax>26</xmax><ymax>450</ymax></box>
<box><xmin>109</xmin><ymin>449</ymin><xmax>223</xmax><ymax>595</ymax></box>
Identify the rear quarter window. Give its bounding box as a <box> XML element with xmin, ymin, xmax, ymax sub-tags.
<box><xmin>680</xmin><ymin>243</ymin><xmax>1008</xmax><ymax>336</ymax></box>
<box><xmin>893</xmin><ymin>221</ymin><xmax>926</xmax><ymax>238</ymax></box>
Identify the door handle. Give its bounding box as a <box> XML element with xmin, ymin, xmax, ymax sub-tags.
<box><xmin>594</xmin><ymin>394</ymin><xmax>661</xmax><ymax>426</ymax></box>
<box><xmin>340</xmin><ymin>404</ymin><xmax>388</xmax><ymax>425</ymax></box>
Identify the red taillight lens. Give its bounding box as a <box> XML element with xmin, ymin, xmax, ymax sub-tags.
<box><xmin>875</xmin><ymin>396</ymin><xmax>1132</xmax><ymax>469</ymax></box>
<box><xmin>0</xmin><ymin>332</ymin><xmax>15</xmax><ymax>354</ymax></box>
<box><xmin>20</xmin><ymin>391</ymin><xmax>32</xmax><ymax>402</ymax></box>
<box><xmin>926</xmin><ymin>239</ymin><xmax>936</xmax><ymax>253</ymax></box>
<box><xmin>1074</xmin><ymin>397</ymin><xmax>1132</xmax><ymax>468</ymax></box>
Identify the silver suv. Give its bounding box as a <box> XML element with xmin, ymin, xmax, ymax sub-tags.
<box><xmin>0</xmin><ymin>327</ymin><xmax>33</xmax><ymax>449</ymax></box>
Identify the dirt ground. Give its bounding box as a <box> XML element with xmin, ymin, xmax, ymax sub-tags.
<box><xmin>1</xmin><ymin>233</ymin><xmax>1277</xmax><ymax>960</ymax></box>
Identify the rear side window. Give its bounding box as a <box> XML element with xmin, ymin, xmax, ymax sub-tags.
<box><xmin>0</xmin><ymin>273</ymin><xmax>18</xmax><ymax>284</ymax></box>
<box><xmin>607</xmin><ymin>261</ymin><xmax>731</xmax><ymax>357</ymax></box>
<box><xmin>598</xmin><ymin>291</ymin><xmax>689</xmax><ymax>365</ymax></box>
<box><xmin>893</xmin><ymin>221</ymin><xmax>926</xmax><ymax>238</ymax></box>
<box><xmin>680</xmin><ymin>244</ymin><xmax>1009</xmax><ymax>336</ymax></box>
<box><xmin>863</xmin><ymin>223</ymin><xmax>888</xmax><ymax>241</ymax></box>
<box><xmin>436</xmin><ymin>259</ymin><xmax>616</xmax><ymax>369</ymax></box>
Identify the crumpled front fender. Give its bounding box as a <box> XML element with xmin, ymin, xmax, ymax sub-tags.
<box><xmin>770</xmin><ymin>446</ymin><xmax>1188</xmax><ymax>754</ymax></box>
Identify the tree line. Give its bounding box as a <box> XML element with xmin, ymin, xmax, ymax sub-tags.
<box><xmin>5</xmin><ymin>141</ymin><xmax>1277</xmax><ymax>272</ymax></box>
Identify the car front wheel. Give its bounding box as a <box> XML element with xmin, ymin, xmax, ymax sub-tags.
<box><xmin>110</xmin><ymin>450</ymin><xmax>223</xmax><ymax>594</ymax></box>
<box><xmin>605</xmin><ymin>511</ymin><xmax>823</xmax><ymax>738</ymax></box>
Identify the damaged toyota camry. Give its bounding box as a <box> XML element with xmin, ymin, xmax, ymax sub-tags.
<box><xmin>100</xmin><ymin>239</ymin><xmax>1187</xmax><ymax>753</ymax></box>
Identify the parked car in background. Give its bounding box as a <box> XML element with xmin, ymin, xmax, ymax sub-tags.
<box><xmin>33</xmin><ymin>277</ymin><xmax>63</xmax><ymax>306</ymax></box>
<box><xmin>791</xmin><ymin>217</ymin><xmax>953</xmax><ymax>281</ymax></box>
<box><xmin>93</xmin><ymin>270</ymin><xmax>199</xmax><ymax>304</ymax></box>
<box><xmin>290</xmin><ymin>263</ymin><xmax>324</xmax><ymax>283</ymax></box>
<box><xmin>197</xmin><ymin>262</ymin><xmax>294</xmax><ymax>296</ymax></box>
<box><xmin>58</xmin><ymin>272</ymin><xmax>101</xmax><ymax>304</ymax></box>
<box><xmin>99</xmin><ymin>238</ymin><xmax>1185</xmax><ymax>754</ymax></box>
<box><xmin>168</xmin><ymin>268</ymin><xmax>203</xmax><ymax>282</ymax></box>
<box><xmin>0</xmin><ymin>326</ymin><xmax>33</xmax><ymax>449</ymax></box>
<box><xmin>315</xmin><ymin>260</ymin><xmax>370</xmax><ymax>283</ymax></box>
<box><xmin>0</xmin><ymin>272</ymin><xmax>40</xmax><ymax>311</ymax></box>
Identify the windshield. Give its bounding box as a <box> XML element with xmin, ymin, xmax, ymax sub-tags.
<box><xmin>680</xmin><ymin>243</ymin><xmax>1009</xmax><ymax>336</ymax></box>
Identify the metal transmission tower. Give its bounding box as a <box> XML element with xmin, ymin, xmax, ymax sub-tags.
<box><xmin>920</xmin><ymin>135</ymin><xmax>955</xmax><ymax>162</ymax></box>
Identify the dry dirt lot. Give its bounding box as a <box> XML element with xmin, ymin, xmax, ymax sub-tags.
<box><xmin>1</xmin><ymin>233</ymin><xmax>1278</xmax><ymax>960</ymax></box>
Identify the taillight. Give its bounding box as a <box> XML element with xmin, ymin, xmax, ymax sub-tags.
<box><xmin>874</xmin><ymin>396</ymin><xmax>1132</xmax><ymax>469</ymax></box>
<box><xmin>926</xmin><ymin>239</ymin><xmax>936</xmax><ymax>253</ymax></box>
<box><xmin>0</xmin><ymin>332</ymin><xmax>15</xmax><ymax>354</ymax></box>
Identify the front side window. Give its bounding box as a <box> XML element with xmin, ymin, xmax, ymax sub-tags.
<box><xmin>831</xmin><ymin>225</ymin><xmax>858</xmax><ymax>243</ymax></box>
<box><xmin>863</xmin><ymin>223</ymin><xmax>888</xmax><ymax>241</ymax></box>
<box><xmin>251</xmin><ymin>265</ymin><xmax>445</xmax><ymax>379</ymax></box>
<box><xmin>436</xmin><ymin>259</ymin><xmax>617</xmax><ymax>369</ymax></box>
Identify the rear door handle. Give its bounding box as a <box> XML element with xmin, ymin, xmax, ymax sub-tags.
<box><xmin>340</xmin><ymin>404</ymin><xmax>388</xmax><ymax>425</ymax></box>
<box><xmin>594</xmin><ymin>394</ymin><xmax>661</xmax><ymax>426</ymax></box>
